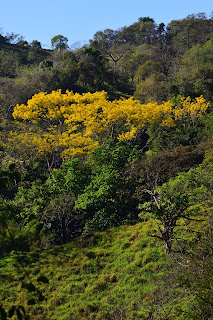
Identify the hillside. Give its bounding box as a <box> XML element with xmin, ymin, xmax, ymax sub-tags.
<box><xmin>0</xmin><ymin>12</ymin><xmax>213</xmax><ymax>320</ymax></box>
<box><xmin>0</xmin><ymin>42</ymin><xmax>50</xmax><ymax>63</ymax></box>
<box><xmin>1</xmin><ymin>146</ymin><xmax>213</xmax><ymax>319</ymax></box>
<box><xmin>1</xmin><ymin>216</ymin><xmax>211</xmax><ymax>320</ymax></box>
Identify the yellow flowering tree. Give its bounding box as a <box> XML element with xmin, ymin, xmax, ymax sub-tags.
<box><xmin>6</xmin><ymin>90</ymin><xmax>210</xmax><ymax>172</ymax></box>
<box><xmin>173</xmin><ymin>95</ymin><xmax>210</xmax><ymax>127</ymax></box>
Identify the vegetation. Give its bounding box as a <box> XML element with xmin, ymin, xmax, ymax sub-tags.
<box><xmin>0</xmin><ymin>11</ymin><xmax>213</xmax><ymax>319</ymax></box>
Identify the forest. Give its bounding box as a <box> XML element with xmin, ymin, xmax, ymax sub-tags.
<box><xmin>0</xmin><ymin>12</ymin><xmax>213</xmax><ymax>319</ymax></box>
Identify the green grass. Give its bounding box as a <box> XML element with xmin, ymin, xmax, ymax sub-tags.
<box><xmin>0</xmin><ymin>220</ymin><xmax>196</xmax><ymax>319</ymax></box>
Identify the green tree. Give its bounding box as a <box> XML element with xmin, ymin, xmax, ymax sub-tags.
<box><xmin>30</xmin><ymin>40</ymin><xmax>41</xmax><ymax>48</ymax></box>
<box><xmin>55</xmin><ymin>51</ymin><xmax>80</xmax><ymax>92</ymax></box>
<box><xmin>140</xmin><ymin>190</ymin><xmax>189</xmax><ymax>254</ymax></box>
<box><xmin>17</xmin><ymin>40</ymin><xmax>29</xmax><ymax>47</ymax></box>
<box><xmin>119</xmin><ymin>17</ymin><xmax>157</xmax><ymax>46</ymax></box>
<box><xmin>0</xmin><ymin>50</ymin><xmax>21</xmax><ymax>77</ymax></box>
<box><xmin>134</xmin><ymin>74</ymin><xmax>168</xmax><ymax>103</ymax></box>
<box><xmin>42</xmin><ymin>158</ymin><xmax>92</xmax><ymax>242</ymax></box>
<box><xmin>75</xmin><ymin>143</ymin><xmax>139</xmax><ymax>234</ymax></box>
<box><xmin>167</xmin><ymin>13</ymin><xmax>212</xmax><ymax>56</ymax></box>
<box><xmin>43</xmin><ymin>195</ymin><xmax>78</xmax><ymax>244</ymax></box>
<box><xmin>90</xmin><ymin>29</ymin><xmax>131</xmax><ymax>70</ymax></box>
<box><xmin>51</xmin><ymin>35</ymin><xmax>68</xmax><ymax>51</ymax></box>
<box><xmin>139</xmin><ymin>147</ymin><xmax>213</xmax><ymax>253</ymax></box>
<box><xmin>137</xmin><ymin>17</ymin><xmax>157</xmax><ymax>44</ymax></box>
<box><xmin>76</xmin><ymin>47</ymin><xmax>112</xmax><ymax>91</ymax></box>
<box><xmin>46</xmin><ymin>158</ymin><xmax>92</xmax><ymax>197</ymax></box>
<box><xmin>177</xmin><ymin>39</ymin><xmax>213</xmax><ymax>101</ymax></box>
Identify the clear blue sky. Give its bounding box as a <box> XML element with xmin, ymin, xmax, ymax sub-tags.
<box><xmin>1</xmin><ymin>0</ymin><xmax>212</xmax><ymax>49</ymax></box>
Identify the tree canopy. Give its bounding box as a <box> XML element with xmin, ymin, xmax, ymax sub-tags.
<box><xmin>6</xmin><ymin>90</ymin><xmax>209</xmax><ymax>172</ymax></box>
<box><xmin>51</xmin><ymin>35</ymin><xmax>68</xmax><ymax>50</ymax></box>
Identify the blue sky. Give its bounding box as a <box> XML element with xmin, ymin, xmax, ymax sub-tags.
<box><xmin>1</xmin><ymin>0</ymin><xmax>212</xmax><ymax>49</ymax></box>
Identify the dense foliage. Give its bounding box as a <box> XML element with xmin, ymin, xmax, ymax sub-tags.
<box><xmin>0</xmin><ymin>11</ymin><xmax>213</xmax><ymax>320</ymax></box>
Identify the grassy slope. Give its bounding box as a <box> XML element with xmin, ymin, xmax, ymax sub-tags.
<box><xmin>1</xmin><ymin>209</ymin><xmax>211</xmax><ymax>320</ymax></box>
<box><xmin>0</xmin><ymin>220</ymin><xmax>181</xmax><ymax>320</ymax></box>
